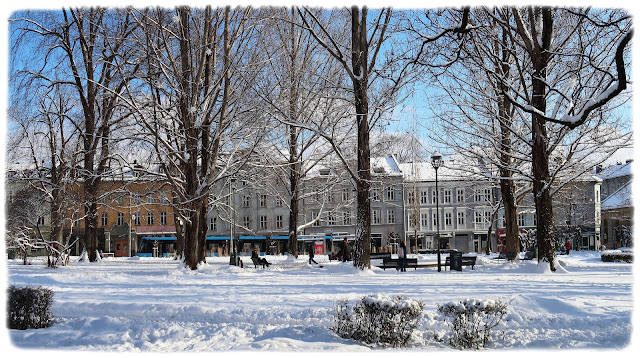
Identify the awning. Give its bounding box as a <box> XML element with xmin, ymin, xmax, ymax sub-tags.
<box><xmin>239</xmin><ymin>236</ymin><xmax>267</xmax><ymax>240</ymax></box>
<box><xmin>270</xmin><ymin>236</ymin><xmax>289</xmax><ymax>240</ymax></box>
<box><xmin>141</xmin><ymin>236</ymin><xmax>176</xmax><ymax>241</ymax></box>
<box><xmin>207</xmin><ymin>236</ymin><xmax>231</xmax><ymax>241</ymax></box>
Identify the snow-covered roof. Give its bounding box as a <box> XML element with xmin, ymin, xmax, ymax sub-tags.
<box><xmin>370</xmin><ymin>155</ymin><xmax>402</xmax><ymax>176</ymax></box>
<box><xmin>398</xmin><ymin>161</ymin><xmax>483</xmax><ymax>182</ymax></box>
<box><xmin>596</xmin><ymin>161</ymin><xmax>633</xmax><ymax>180</ymax></box>
<box><xmin>601</xmin><ymin>180</ymin><xmax>632</xmax><ymax>210</ymax></box>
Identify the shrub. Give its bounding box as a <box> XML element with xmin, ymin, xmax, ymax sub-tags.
<box><xmin>333</xmin><ymin>294</ymin><xmax>425</xmax><ymax>347</ymax></box>
<box><xmin>601</xmin><ymin>250</ymin><xmax>633</xmax><ymax>263</ymax></box>
<box><xmin>437</xmin><ymin>298</ymin><xmax>507</xmax><ymax>349</ymax></box>
<box><xmin>7</xmin><ymin>285</ymin><xmax>54</xmax><ymax>330</ymax></box>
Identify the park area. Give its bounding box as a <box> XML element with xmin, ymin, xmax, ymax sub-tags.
<box><xmin>4</xmin><ymin>251</ymin><xmax>635</xmax><ymax>352</ymax></box>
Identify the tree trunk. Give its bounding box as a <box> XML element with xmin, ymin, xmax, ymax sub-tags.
<box><xmin>351</xmin><ymin>6</ymin><xmax>371</xmax><ymax>270</ymax></box>
<box><xmin>287</xmin><ymin>8</ymin><xmax>300</xmax><ymax>258</ymax></box>
<box><xmin>530</xmin><ymin>8</ymin><xmax>557</xmax><ymax>271</ymax></box>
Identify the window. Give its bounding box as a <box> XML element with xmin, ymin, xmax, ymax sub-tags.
<box><xmin>387</xmin><ymin>209</ymin><xmax>396</xmax><ymax>224</ymax></box>
<box><xmin>386</xmin><ymin>186</ymin><xmax>395</xmax><ymax>201</ymax></box>
<box><xmin>407</xmin><ymin>191</ymin><xmax>415</xmax><ymax>204</ymax></box>
<box><xmin>117</xmin><ymin>212</ymin><xmax>125</xmax><ymax>226</ymax></box>
<box><xmin>474</xmin><ymin>211</ymin><xmax>482</xmax><ymax>225</ymax></box>
<box><xmin>327</xmin><ymin>211</ymin><xmax>336</xmax><ymax>226</ymax></box>
<box><xmin>456</xmin><ymin>188</ymin><xmax>464</xmax><ymax>203</ymax></box>
<box><xmin>421</xmin><ymin>213</ymin><xmax>429</xmax><ymax>228</ymax></box>
<box><xmin>242</xmin><ymin>195</ymin><xmax>251</xmax><ymax>208</ymax></box>
<box><xmin>275</xmin><ymin>215</ymin><xmax>283</xmax><ymax>229</ymax></box>
<box><xmin>343</xmin><ymin>211</ymin><xmax>352</xmax><ymax>226</ymax></box>
<box><xmin>474</xmin><ymin>190</ymin><xmax>482</xmax><ymax>203</ymax></box>
<box><xmin>445</xmin><ymin>212</ymin><xmax>452</xmax><ymax>227</ymax></box>
<box><xmin>327</xmin><ymin>191</ymin><xmax>334</xmax><ymax>203</ymax></box>
<box><xmin>133</xmin><ymin>212</ymin><xmax>141</xmax><ymax>226</ymax></box>
<box><xmin>209</xmin><ymin>217</ymin><xmax>217</xmax><ymax>231</ymax></box>
<box><xmin>133</xmin><ymin>191</ymin><xmax>141</xmax><ymax>204</ymax></box>
<box><xmin>275</xmin><ymin>196</ymin><xmax>284</xmax><ymax>207</ymax></box>
<box><xmin>259</xmin><ymin>215</ymin><xmax>267</xmax><ymax>230</ymax></box>
<box><xmin>432</xmin><ymin>212</ymin><xmax>438</xmax><ymax>228</ymax></box>
<box><xmin>259</xmin><ymin>194</ymin><xmax>267</xmax><ymax>208</ymax></box>
<box><xmin>457</xmin><ymin>211</ymin><xmax>465</xmax><ymax>227</ymax></box>
<box><xmin>100</xmin><ymin>212</ymin><xmax>108</xmax><ymax>227</ymax></box>
<box><xmin>342</xmin><ymin>188</ymin><xmax>349</xmax><ymax>201</ymax></box>
<box><xmin>147</xmin><ymin>194</ymin><xmax>155</xmax><ymax>205</ymax></box>
<box><xmin>408</xmin><ymin>213</ymin><xmax>417</xmax><ymax>227</ymax></box>
<box><xmin>484</xmin><ymin>211</ymin><xmax>491</xmax><ymax>226</ymax></box>
<box><xmin>421</xmin><ymin>190</ymin><xmax>429</xmax><ymax>204</ymax></box>
<box><xmin>443</xmin><ymin>189</ymin><xmax>452</xmax><ymax>203</ymax></box>
<box><xmin>431</xmin><ymin>190</ymin><xmax>437</xmax><ymax>204</ymax></box>
<box><xmin>372</xmin><ymin>209</ymin><xmax>381</xmax><ymax>224</ymax></box>
<box><xmin>160</xmin><ymin>211</ymin><xmax>167</xmax><ymax>226</ymax></box>
<box><xmin>243</xmin><ymin>216</ymin><xmax>250</xmax><ymax>228</ymax></box>
<box><xmin>37</xmin><ymin>216</ymin><xmax>45</xmax><ymax>226</ymax></box>
<box><xmin>484</xmin><ymin>188</ymin><xmax>492</xmax><ymax>203</ymax></box>
<box><xmin>312</xmin><ymin>211</ymin><xmax>321</xmax><ymax>227</ymax></box>
<box><xmin>517</xmin><ymin>213</ymin><xmax>525</xmax><ymax>227</ymax></box>
<box><xmin>146</xmin><ymin>211</ymin><xmax>154</xmax><ymax>226</ymax></box>
<box><xmin>117</xmin><ymin>195</ymin><xmax>125</xmax><ymax>205</ymax></box>
<box><xmin>371</xmin><ymin>188</ymin><xmax>380</xmax><ymax>201</ymax></box>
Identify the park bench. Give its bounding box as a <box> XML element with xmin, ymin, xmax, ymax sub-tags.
<box><xmin>381</xmin><ymin>257</ymin><xmax>418</xmax><ymax>270</ymax></box>
<box><xmin>251</xmin><ymin>255</ymin><xmax>269</xmax><ymax>268</ymax></box>
<box><xmin>523</xmin><ymin>251</ymin><xmax>535</xmax><ymax>260</ymax></box>
<box><xmin>444</xmin><ymin>255</ymin><xmax>477</xmax><ymax>270</ymax></box>
<box><xmin>494</xmin><ymin>251</ymin><xmax>517</xmax><ymax>261</ymax></box>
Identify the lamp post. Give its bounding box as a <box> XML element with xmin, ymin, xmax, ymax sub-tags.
<box><xmin>431</xmin><ymin>152</ymin><xmax>444</xmax><ymax>272</ymax></box>
<box><xmin>128</xmin><ymin>214</ymin><xmax>136</xmax><ymax>257</ymax></box>
<box><xmin>229</xmin><ymin>177</ymin><xmax>238</xmax><ymax>266</ymax></box>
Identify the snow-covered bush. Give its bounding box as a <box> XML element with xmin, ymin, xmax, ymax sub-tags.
<box><xmin>7</xmin><ymin>285</ymin><xmax>54</xmax><ymax>330</ymax></box>
<box><xmin>333</xmin><ymin>294</ymin><xmax>425</xmax><ymax>347</ymax></box>
<box><xmin>437</xmin><ymin>298</ymin><xmax>507</xmax><ymax>349</ymax></box>
<box><xmin>601</xmin><ymin>250</ymin><xmax>633</xmax><ymax>263</ymax></box>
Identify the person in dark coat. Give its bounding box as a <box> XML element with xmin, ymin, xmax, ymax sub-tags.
<box><xmin>308</xmin><ymin>243</ymin><xmax>318</xmax><ymax>264</ymax></box>
<box><xmin>341</xmin><ymin>237</ymin><xmax>351</xmax><ymax>262</ymax></box>
<box><xmin>398</xmin><ymin>240</ymin><xmax>408</xmax><ymax>272</ymax></box>
<box><xmin>251</xmin><ymin>248</ymin><xmax>271</xmax><ymax>267</ymax></box>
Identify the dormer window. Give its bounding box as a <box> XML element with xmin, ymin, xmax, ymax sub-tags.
<box><xmin>319</xmin><ymin>168</ymin><xmax>331</xmax><ymax>176</ymax></box>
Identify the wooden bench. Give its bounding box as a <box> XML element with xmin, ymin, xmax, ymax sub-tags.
<box><xmin>251</xmin><ymin>255</ymin><xmax>269</xmax><ymax>268</ymax></box>
<box><xmin>494</xmin><ymin>251</ymin><xmax>517</xmax><ymax>261</ymax></box>
<box><xmin>444</xmin><ymin>256</ymin><xmax>477</xmax><ymax>270</ymax></box>
<box><xmin>381</xmin><ymin>257</ymin><xmax>418</xmax><ymax>270</ymax></box>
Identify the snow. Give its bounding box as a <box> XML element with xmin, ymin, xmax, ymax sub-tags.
<box><xmin>4</xmin><ymin>251</ymin><xmax>637</xmax><ymax>353</ymax></box>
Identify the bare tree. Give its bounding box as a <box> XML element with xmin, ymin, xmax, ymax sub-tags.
<box><xmin>126</xmin><ymin>6</ymin><xmax>266</xmax><ymax>269</ymax></box>
<box><xmin>11</xmin><ymin>8</ymin><xmax>141</xmax><ymax>262</ymax></box>
<box><xmin>497</xmin><ymin>7</ymin><xmax>631</xmax><ymax>271</ymax></box>
<box><xmin>296</xmin><ymin>6</ymin><xmax>415</xmax><ymax>269</ymax></box>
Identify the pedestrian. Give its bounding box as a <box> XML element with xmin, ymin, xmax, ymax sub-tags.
<box><xmin>565</xmin><ymin>240</ymin><xmax>572</xmax><ymax>255</ymax></box>
<box><xmin>398</xmin><ymin>240</ymin><xmax>408</xmax><ymax>272</ymax></box>
<box><xmin>252</xmin><ymin>248</ymin><xmax>271</xmax><ymax>267</ymax></box>
<box><xmin>341</xmin><ymin>237</ymin><xmax>351</xmax><ymax>262</ymax></box>
<box><xmin>308</xmin><ymin>243</ymin><xmax>318</xmax><ymax>265</ymax></box>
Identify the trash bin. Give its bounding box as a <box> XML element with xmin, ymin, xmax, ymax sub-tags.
<box><xmin>450</xmin><ymin>251</ymin><xmax>462</xmax><ymax>271</ymax></box>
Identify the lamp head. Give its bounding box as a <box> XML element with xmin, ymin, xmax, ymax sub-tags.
<box><xmin>431</xmin><ymin>152</ymin><xmax>443</xmax><ymax>169</ymax></box>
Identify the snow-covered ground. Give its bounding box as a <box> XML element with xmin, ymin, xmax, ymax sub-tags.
<box><xmin>4</xmin><ymin>251</ymin><xmax>637</xmax><ymax>353</ymax></box>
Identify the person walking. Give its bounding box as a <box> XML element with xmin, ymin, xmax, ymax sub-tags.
<box><xmin>308</xmin><ymin>243</ymin><xmax>318</xmax><ymax>264</ymax></box>
<box><xmin>341</xmin><ymin>237</ymin><xmax>351</xmax><ymax>262</ymax></box>
<box><xmin>398</xmin><ymin>240</ymin><xmax>408</xmax><ymax>272</ymax></box>
<box><xmin>565</xmin><ymin>240</ymin><xmax>572</xmax><ymax>255</ymax></box>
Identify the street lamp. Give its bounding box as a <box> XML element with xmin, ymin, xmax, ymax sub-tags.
<box><xmin>229</xmin><ymin>177</ymin><xmax>238</xmax><ymax>266</ymax></box>
<box><xmin>128</xmin><ymin>214</ymin><xmax>136</xmax><ymax>257</ymax></box>
<box><xmin>431</xmin><ymin>152</ymin><xmax>444</xmax><ymax>272</ymax></box>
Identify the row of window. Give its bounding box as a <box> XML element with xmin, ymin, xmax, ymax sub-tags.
<box><xmin>94</xmin><ymin>211</ymin><xmax>169</xmax><ymax>227</ymax></box>
<box><xmin>407</xmin><ymin>187</ymin><xmax>492</xmax><ymax>205</ymax></box>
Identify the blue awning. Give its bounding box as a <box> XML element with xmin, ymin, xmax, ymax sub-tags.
<box><xmin>207</xmin><ymin>236</ymin><xmax>231</xmax><ymax>241</ymax></box>
<box><xmin>239</xmin><ymin>236</ymin><xmax>267</xmax><ymax>240</ymax></box>
<box><xmin>141</xmin><ymin>236</ymin><xmax>176</xmax><ymax>241</ymax></box>
<box><xmin>270</xmin><ymin>236</ymin><xmax>289</xmax><ymax>240</ymax></box>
